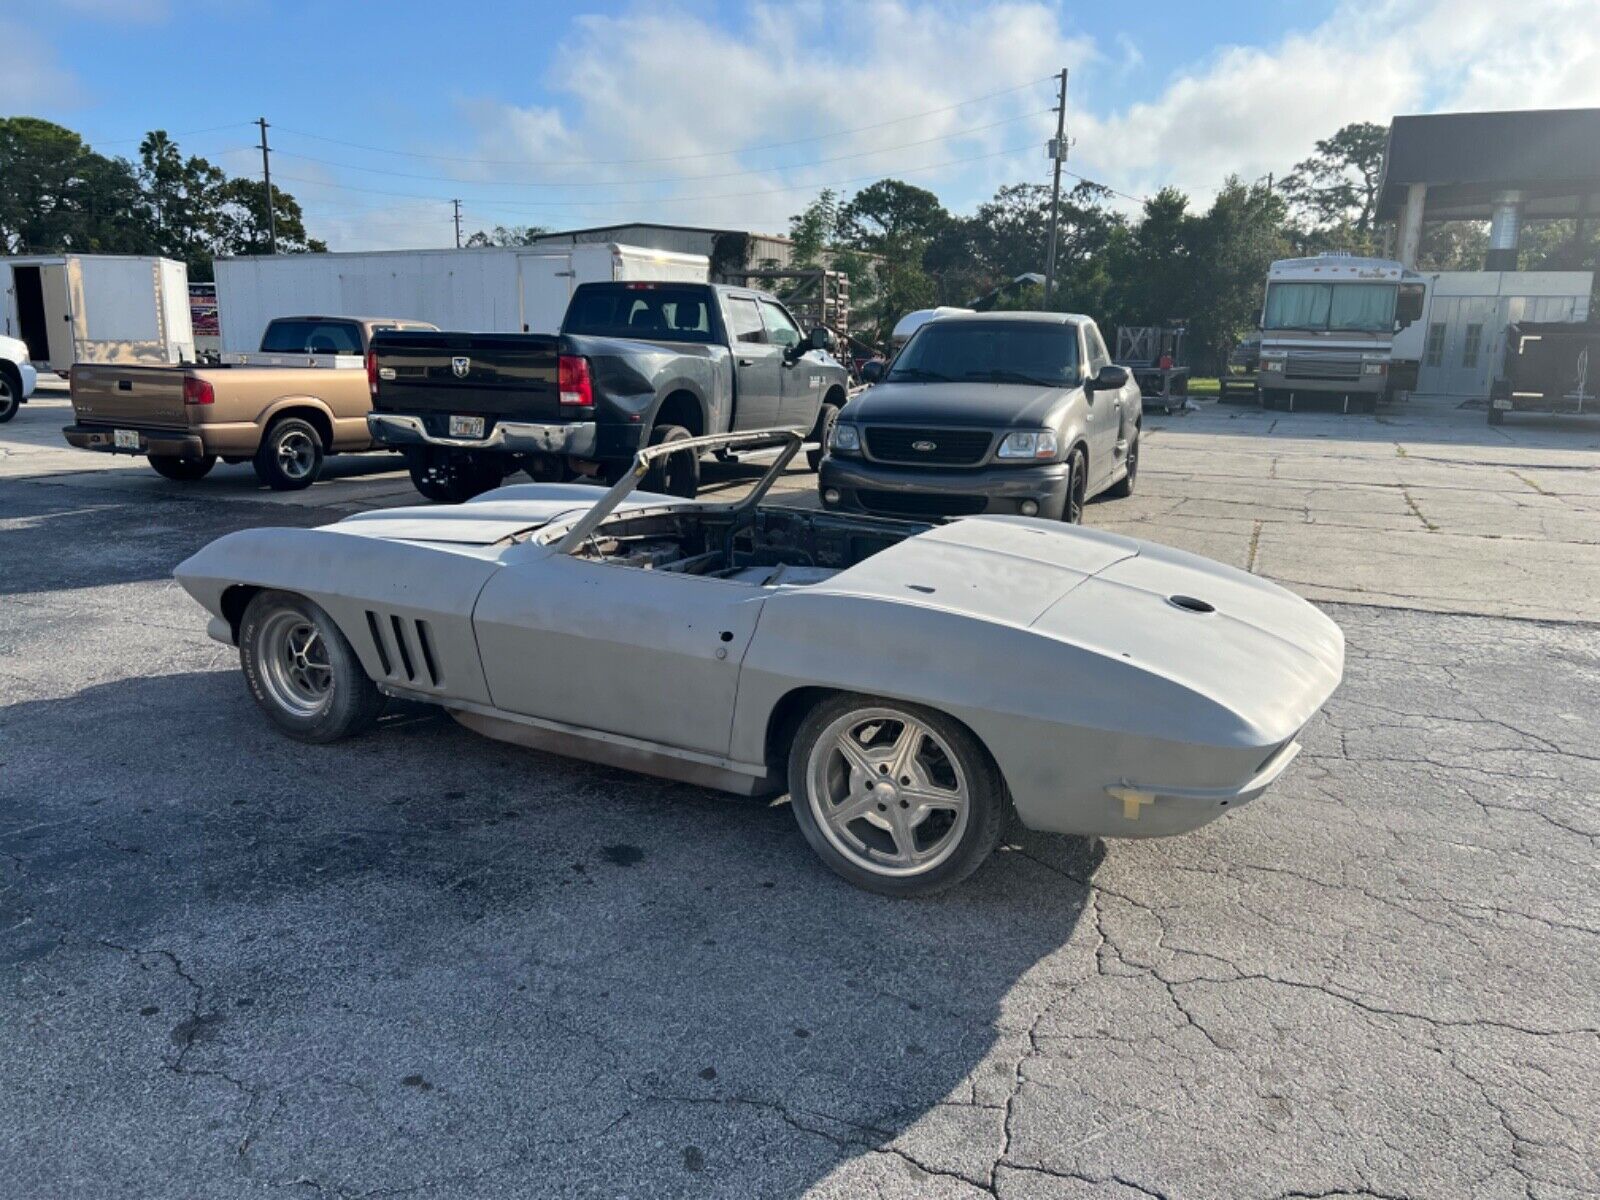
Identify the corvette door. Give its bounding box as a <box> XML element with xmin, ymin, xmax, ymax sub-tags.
<box><xmin>472</xmin><ymin>556</ymin><xmax>768</xmax><ymax>756</ymax></box>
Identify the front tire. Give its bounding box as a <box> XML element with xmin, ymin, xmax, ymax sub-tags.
<box><xmin>239</xmin><ymin>590</ymin><xmax>383</xmax><ymax>743</ymax></box>
<box><xmin>149</xmin><ymin>454</ymin><xmax>217</xmax><ymax>481</ymax></box>
<box><xmin>641</xmin><ymin>423</ymin><xmax>699</xmax><ymax>497</ymax></box>
<box><xmin>1062</xmin><ymin>447</ymin><xmax>1087</xmax><ymax>524</ymax></box>
<box><xmin>0</xmin><ymin>368</ymin><xmax>19</xmax><ymax>422</ymax></box>
<box><xmin>807</xmin><ymin>403</ymin><xmax>840</xmax><ymax>471</ymax></box>
<box><xmin>254</xmin><ymin>416</ymin><xmax>324</xmax><ymax>491</ymax></box>
<box><xmin>1107</xmin><ymin>426</ymin><xmax>1138</xmax><ymax>498</ymax></box>
<box><xmin>788</xmin><ymin>694</ymin><xmax>1008</xmax><ymax>897</ymax></box>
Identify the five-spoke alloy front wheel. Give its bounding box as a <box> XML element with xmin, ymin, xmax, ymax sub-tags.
<box><xmin>790</xmin><ymin>695</ymin><xmax>1007</xmax><ymax>896</ymax></box>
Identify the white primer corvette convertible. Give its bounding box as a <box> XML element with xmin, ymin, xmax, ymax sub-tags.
<box><xmin>176</xmin><ymin>431</ymin><xmax>1343</xmax><ymax>895</ymax></box>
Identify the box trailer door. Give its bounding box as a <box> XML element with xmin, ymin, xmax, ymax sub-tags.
<box><xmin>39</xmin><ymin>263</ymin><xmax>75</xmax><ymax>368</ymax></box>
<box><xmin>517</xmin><ymin>254</ymin><xmax>576</xmax><ymax>335</ymax></box>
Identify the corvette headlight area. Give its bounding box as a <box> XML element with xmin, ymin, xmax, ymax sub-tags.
<box><xmin>996</xmin><ymin>430</ymin><xmax>1058</xmax><ymax>460</ymax></box>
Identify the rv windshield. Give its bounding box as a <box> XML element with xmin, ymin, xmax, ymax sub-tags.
<box><xmin>1263</xmin><ymin>282</ymin><xmax>1396</xmax><ymax>333</ymax></box>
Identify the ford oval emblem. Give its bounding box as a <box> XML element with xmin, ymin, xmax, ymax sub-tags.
<box><xmin>911</xmin><ymin>439</ymin><xmax>937</xmax><ymax>452</ymax></box>
<box><xmin>451</xmin><ymin>356</ymin><xmax>471</xmax><ymax>378</ymax></box>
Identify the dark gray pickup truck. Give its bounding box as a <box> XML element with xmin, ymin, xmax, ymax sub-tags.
<box><xmin>369</xmin><ymin>281</ymin><xmax>850</xmax><ymax>502</ymax></box>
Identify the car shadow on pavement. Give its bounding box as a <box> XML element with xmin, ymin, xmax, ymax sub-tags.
<box><xmin>1</xmin><ymin>667</ymin><xmax>1101</xmax><ymax>1197</ymax></box>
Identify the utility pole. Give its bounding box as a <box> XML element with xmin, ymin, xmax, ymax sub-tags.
<box><xmin>452</xmin><ymin>199</ymin><xmax>462</xmax><ymax>249</ymax></box>
<box><xmin>256</xmin><ymin>117</ymin><xmax>278</xmax><ymax>255</ymax></box>
<box><xmin>1043</xmin><ymin>68</ymin><xmax>1068</xmax><ymax>307</ymax></box>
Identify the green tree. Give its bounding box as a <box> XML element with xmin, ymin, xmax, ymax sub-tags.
<box><xmin>214</xmin><ymin>177</ymin><xmax>327</xmax><ymax>266</ymax></box>
<box><xmin>787</xmin><ymin>189</ymin><xmax>841</xmax><ymax>267</ymax></box>
<box><xmin>0</xmin><ymin>117</ymin><xmax>152</xmax><ymax>254</ymax></box>
<box><xmin>1280</xmin><ymin>121</ymin><xmax>1388</xmax><ymax>250</ymax></box>
<box><xmin>464</xmin><ymin>224</ymin><xmax>551</xmax><ymax>247</ymax></box>
<box><xmin>836</xmin><ymin>179</ymin><xmax>947</xmax><ymax>253</ymax></box>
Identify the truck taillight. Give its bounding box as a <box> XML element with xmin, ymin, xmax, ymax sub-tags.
<box><xmin>558</xmin><ymin>355</ymin><xmax>593</xmax><ymax>407</ymax></box>
<box><xmin>366</xmin><ymin>349</ymin><xmax>378</xmax><ymax>396</ymax></box>
<box><xmin>183</xmin><ymin>376</ymin><xmax>214</xmax><ymax>406</ymax></box>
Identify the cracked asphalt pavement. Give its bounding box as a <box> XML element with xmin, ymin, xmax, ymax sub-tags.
<box><xmin>1</xmin><ymin>391</ymin><xmax>1597</xmax><ymax>1197</ymax></box>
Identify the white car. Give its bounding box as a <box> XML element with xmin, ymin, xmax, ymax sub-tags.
<box><xmin>175</xmin><ymin>431</ymin><xmax>1345</xmax><ymax>896</ymax></box>
<box><xmin>0</xmin><ymin>335</ymin><xmax>39</xmax><ymax>423</ymax></box>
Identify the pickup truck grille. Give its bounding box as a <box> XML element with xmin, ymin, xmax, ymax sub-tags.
<box><xmin>1286</xmin><ymin>353</ymin><xmax>1364</xmax><ymax>381</ymax></box>
<box><xmin>864</xmin><ymin>427</ymin><xmax>992</xmax><ymax>466</ymax></box>
<box><xmin>857</xmin><ymin>490</ymin><xmax>989</xmax><ymax>518</ymax></box>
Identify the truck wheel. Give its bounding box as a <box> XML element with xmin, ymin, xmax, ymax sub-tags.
<box><xmin>149</xmin><ymin>454</ymin><xmax>217</xmax><ymax>481</ymax></box>
<box><xmin>407</xmin><ymin>452</ymin><xmax>505</xmax><ymax>503</ymax></box>
<box><xmin>0</xmin><ymin>368</ymin><xmax>19</xmax><ymax>422</ymax></box>
<box><xmin>1487</xmin><ymin>407</ymin><xmax>1505</xmax><ymax>426</ymax></box>
<box><xmin>807</xmin><ymin>403</ymin><xmax>840</xmax><ymax>471</ymax></box>
<box><xmin>254</xmin><ymin>417</ymin><xmax>324</xmax><ymax>491</ymax></box>
<box><xmin>641</xmin><ymin>424</ymin><xmax>699</xmax><ymax>498</ymax></box>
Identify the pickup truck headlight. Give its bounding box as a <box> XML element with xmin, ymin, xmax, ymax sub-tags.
<box><xmin>996</xmin><ymin>430</ymin><xmax>1058</xmax><ymax>460</ymax></box>
<box><xmin>831</xmin><ymin>422</ymin><xmax>860</xmax><ymax>452</ymax></box>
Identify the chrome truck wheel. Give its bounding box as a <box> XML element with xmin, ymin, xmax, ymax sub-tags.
<box><xmin>789</xmin><ymin>696</ymin><xmax>1007</xmax><ymax>896</ymax></box>
<box><xmin>239</xmin><ymin>591</ymin><xmax>383</xmax><ymax>742</ymax></box>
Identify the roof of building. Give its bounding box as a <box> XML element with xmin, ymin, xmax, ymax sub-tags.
<box><xmin>1375</xmin><ymin>108</ymin><xmax>1600</xmax><ymax>221</ymax></box>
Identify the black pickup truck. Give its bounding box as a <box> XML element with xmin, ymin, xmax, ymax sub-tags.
<box><xmin>368</xmin><ymin>281</ymin><xmax>850</xmax><ymax>502</ymax></box>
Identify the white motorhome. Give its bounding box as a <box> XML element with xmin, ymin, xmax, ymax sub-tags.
<box><xmin>1256</xmin><ymin>254</ymin><xmax>1427</xmax><ymax>411</ymax></box>
<box><xmin>1</xmin><ymin>254</ymin><xmax>195</xmax><ymax>373</ymax></box>
<box><xmin>212</xmin><ymin>243</ymin><xmax>709</xmax><ymax>356</ymax></box>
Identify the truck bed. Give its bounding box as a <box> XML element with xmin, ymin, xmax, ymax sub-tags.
<box><xmin>372</xmin><ymin>331</ymin><xmax>563</xmax><ymax>424</ymax></box>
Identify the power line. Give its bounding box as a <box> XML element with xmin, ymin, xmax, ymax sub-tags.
<box><xmin>265</xmin><ymin>109</ymin><xmax>1052</xmax><ymax>190</ymax></box>
<box><xmin>269</xmin><ymin>142</ymin><xmax>1039</xmax><ymax>213</ymax></box>
<box><xmin>268</xmin><ymin>76</ymin><xmax>1057</xmax><ymax>168</ymax></box>
<box><xmin>81</xmin><ymin>120</ymin><xmax>257</xmax><ymax>147</ymax></box>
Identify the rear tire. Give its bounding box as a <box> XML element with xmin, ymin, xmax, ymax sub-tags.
<box><xmin>254</xmin><ymin>417</ymin><xmax>324</xmax><ymax>491</ymax></box>
<box><xmin>407</xmin><ymin>452</ymin><xmax>506</xmax><ymax>503</ymax></box>
<box><xmin>149</xmin><ymin>454</ymin><xmax>216</xmax><ymax>481</ymax></box>
<box><xmin>1107</xmin><ymin>427</ymin><xmax>1138</xmax><ymax>498</ymax></box>
<box><xmin>239</xmin><ymin>590</ymin><xmax>384</xmax><ymax>743</ymax></box>
<box><xmin>641</xmin><ymin>423</ymin><xmax>699</xmax><ymax>497</ymax></box>
<box><xmin>787</xmin><ymin>693</ymin><xmax>1007</xmax><ymax>897</ymax></box>
<box><xmin>807</xmin><ymin>403</ymin><xmax>840</xmax><ymax>471</ymax></box>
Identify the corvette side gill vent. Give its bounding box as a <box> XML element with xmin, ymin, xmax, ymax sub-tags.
<box><xmin>364</xmin><ymin>610</ymin><xmax>442</xmax><ymax>687</ymax></box>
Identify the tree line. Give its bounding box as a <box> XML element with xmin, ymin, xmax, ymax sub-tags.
<box><xmin>0</xmin><ymin>117</ymin><xmax>323</xmax><ymax>281</ymax></box>
<box><xmin>790</xmin><ymin>121</ymin><xmax>1600</xmax><ymax>370</ymax></box>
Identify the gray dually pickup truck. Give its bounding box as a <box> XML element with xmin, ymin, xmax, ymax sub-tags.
<box><xmin>369</xmin><ymin>281</ymin><xmax>850</xmax><ymax>502</ymax></box>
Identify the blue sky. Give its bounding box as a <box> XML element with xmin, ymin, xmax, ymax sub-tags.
<box><xmin>6</xmin><ymin>1</ymin><xmax>1596</xmax><ymax>250</ymax></box>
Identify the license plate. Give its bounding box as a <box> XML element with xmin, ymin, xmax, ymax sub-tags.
<box><xmin>1492</xmin><ymin>398</ymin><xmax>1513</xmax><ymax>410</ymax></box>
<box><xmin>113</xmin><ymin>428</ymin><xmax>140</xmax><ymax>450</ymax></box>
<box><xmin>449</xmin><ymin>415</ymin><xmax>485</xmax><ymax>438</ymax></box>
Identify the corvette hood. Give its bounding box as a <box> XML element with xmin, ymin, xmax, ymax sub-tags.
<box><xmin>815</xmin><ymin>517</ymin><xmax>1139</xmax><ymax>626</ymax></box>
<box><xmin>1033</xmin><ymin>538</ymin><xmax>1344</xmax><ymax>742</ymax></box>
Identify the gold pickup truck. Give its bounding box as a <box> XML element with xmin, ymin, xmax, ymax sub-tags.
<box><xmin>63</xmin><ymin>315</ymin><xmax>435</xmax><ymax>489</ymax></box>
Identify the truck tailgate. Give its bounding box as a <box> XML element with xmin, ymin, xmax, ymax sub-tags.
<box><xmin>70</xmin><ymin>364</ymin><xmax>190</xmax><ymax>428</ymax></box>
<box><xmin>373</xmin><ymin>331</ymin><xmax>563</xmax><ymax>420</ymax></box>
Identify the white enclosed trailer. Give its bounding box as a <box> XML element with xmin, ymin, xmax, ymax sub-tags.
<box><xmin>213</xmin><ymin>243</ymin><xmax>710</xmax><ymax>355</ymax></box>
<box><xmin>1</xmin><ymin>254</ymin><xmax>195</xmax><ymax>372</ymax></box>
